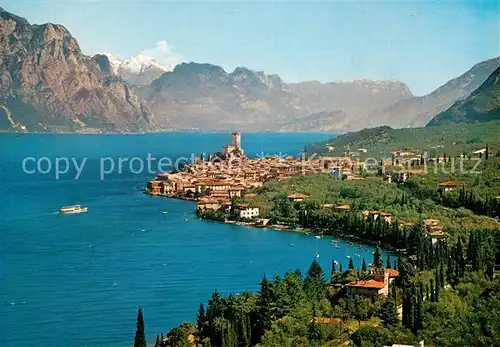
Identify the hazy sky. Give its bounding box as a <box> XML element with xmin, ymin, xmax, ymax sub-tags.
<box><xmin>3</xmin><ymin>0</ymin><xmax>499</xmax><ymax>95</ymax></box>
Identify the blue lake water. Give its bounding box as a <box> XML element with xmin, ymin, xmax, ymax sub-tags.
<box><xmin>0</xmin><ymin>132</ymin><xmax>386</xmax><ymax>347</ymax></box>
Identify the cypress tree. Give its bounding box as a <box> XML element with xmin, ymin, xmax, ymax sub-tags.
<box><xmin>415</xmin><ymin>286</ymin><xmax>423</xmax><ymax>333</ymax></box>
<box><xmin>402</xmin><ymin>285</ymin><xmax>413</xmax><ymax>329</ymax></box>
<box><xmin>361</xmin><ymin>258</ymin><xmax>367</xmax><ymax>272</ymax></box>
<box><xmin>154</xmin><ymin>334</ymin><xmax>161</xmax><ymax>347</ymax></box>
<box><xmin>197</xmin><ymin>303</ymin><xmax>206</xmax><ymax>334</ymax></box>
<box><xmin>331</xmin><ymin>260</ymin><xmax>336</xmax><ymax>282</ymax></box>
<box><xmin>435</xmin><ymin>281</ymin><xmax>440</xmax><ymax>301</ymax></box>
<box><xmin>386</xmin><ymin>254</ymin><xmax>391</xmax><ymax>269</ymax></box>
<box><xmin>374</xmin><ymin>246</ymin><xmax>384</xmax><ymax>271</ymax></box>
<box><xmin>456</xmin><ymin>237</ymin><xmax>466</xmax><ymax>283</ymax></box>
<box><xmin>419</xmin><ymin>282</ymin><xmax>424</xmax><ymax>302</ymax></box>
<box><xmin>439</xmin><ymin>263</ymin><xmax>445</xmax><ymax>286</ymax></box>
<box><xmin>391</xmin><ymin>280</ymin><xmax>397</xmax><ymax>301</ymax></box>
<box><xmin>339</xmin><ymin>263</ymin><xmax>343</xmax><ymax>273</ymax></box>
<box><xmin>348</xmin><ymin>257</ymin><xmax>355</xmax><ymax>270</ymax></box>
<box><xmin>134</xmin><ymin>307</ymin><xmax>147</xmax><ymax>347</ymax></box>
<box><xmin>435</xmin><ymin>268</ymin><xmax>440</xmax><ymax>289</ymax></box>
<box><xmin>429</xmin><ymin>279</ymin><xmax>435</xmax><ymax>302</ymax></box>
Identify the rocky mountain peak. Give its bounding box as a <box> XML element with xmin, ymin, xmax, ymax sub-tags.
<box><xmin>152</xmin><ymin>62</ymin><xmax>232</xmax><ymax>89</ymax></box>
<box><xmin>0</xmin><ymin>7</ymin><xmax>29</xmax><ymax>25</ymax></box>
<box><xmin>92</xmin><ymin>54</ymin><xmax>113</xmax><ymax>77</ymax></box>
<box><xmin>0</xmin><ymin>8</ymin><xmax>156</xmax><ymax>133</ymax></box>
<box><xmin>230</xmin><ymin>66</ymin><xmax>283</xmax><ymax>89</ymax></box>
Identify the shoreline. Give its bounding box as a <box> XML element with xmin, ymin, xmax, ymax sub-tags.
<box><xmin>145</xmin><ymin>190</ymin><xmax>399</xmax><ymax>253</ymax></box>
<box><xmin>0</xmin><ymin>129</ymin><xmax>340</xmax><ymax>135</ymax></box>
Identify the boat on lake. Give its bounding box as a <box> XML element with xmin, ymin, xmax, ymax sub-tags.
<box><xmin>59</xmin><ymin>205</ymin><xmax>88</xmax><ymax>214</ymax></box>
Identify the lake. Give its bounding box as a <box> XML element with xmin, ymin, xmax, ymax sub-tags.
<box><xmin>0</xmin><ymin>132</ymin><xmax>386</xmax><ymax>347</ymax></box>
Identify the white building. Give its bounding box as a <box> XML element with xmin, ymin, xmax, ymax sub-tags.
<box><xmin>236</xmin><ymin>204</ymin><xmax>259</xmax><ymax>219</ymax></box>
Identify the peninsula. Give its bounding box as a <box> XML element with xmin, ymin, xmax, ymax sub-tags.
<box><xmin>144</xmin><ymin>128</ymin><xmax>500</xmax><ymax>247</ymax></box>
<box><xmin>144</xmin><ymin>132</ymin><xmax>363</xmax><ymax>218</ymax></box>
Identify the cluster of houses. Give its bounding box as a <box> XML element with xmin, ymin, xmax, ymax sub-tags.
<box><xmin>145</xmin><ymin>132</ymin><xmax>364</xmax><ymax>206</ymax></box>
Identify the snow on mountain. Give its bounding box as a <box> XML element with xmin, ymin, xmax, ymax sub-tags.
<box><xmin>121</xmin><ymin>54</ymin><xmax>172</xmax><ymax>74</ymax></box>
<box><xmin>99</xmin><ymin>52</ymin><xmax>173</xmax><ymax>74</ymax></box>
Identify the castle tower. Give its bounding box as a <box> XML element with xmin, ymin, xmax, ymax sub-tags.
<box><xmin>231</xmin><ymin>131</ymin><xmax>242</xmax><ymax>150</ymax></box>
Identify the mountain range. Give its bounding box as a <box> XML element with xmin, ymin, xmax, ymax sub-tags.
<box><xmin>0</xmin><ymin>8</ymin><xmax>499</xmax><ymax>133</ymax></box>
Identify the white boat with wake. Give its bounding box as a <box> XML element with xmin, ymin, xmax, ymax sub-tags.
<box><xmin>59</xmin><ymin>205</ymin><xmax>88</xmax><ymax>214</ymax></box>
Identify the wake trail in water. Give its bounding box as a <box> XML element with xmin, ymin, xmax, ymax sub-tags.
<box><xmin>3</xmin><ymin>211</ymin><xmax>60</xmax><ymax>222</ymax></box>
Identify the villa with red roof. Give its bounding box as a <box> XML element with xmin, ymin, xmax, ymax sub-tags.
<box><xmin>345</xmin><ymin>268</ymin><xmax>399</xmax><ymax>297</ymax></box>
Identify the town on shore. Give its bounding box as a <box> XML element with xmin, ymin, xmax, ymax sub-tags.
<box><xmin>144</xmin><ymin>132</ymin><xmax>495</xmax><ymax>237</ymax></box>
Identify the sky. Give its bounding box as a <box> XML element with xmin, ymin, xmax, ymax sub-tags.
<box><xmin>2</xmin><ymin>0</ymin><xmax>499</xmax><ymax>95</ymax></box>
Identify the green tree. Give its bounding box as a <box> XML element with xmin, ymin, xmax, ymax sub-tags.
<box><xmin>256</xmin><ymin>275</ymin><xmax>276</xmax><ymax>336</ymax></box>
<box><xmin>350</xmin><ymin>295</ymin><xmax>371</xmax><ymax>327</ymax></box>
<box><xmin>306</xmin><ymin>259</ymin><xmax>325</xmax><ymax>282</ymax></box>
<box><xmin>374</xmin><ymin>246</ymin><xmax>384</xmax><ymax>271</ymax></box>
<box><xmin>378</xmin><ymin>298</ymin><xmax>399</xmax><ymax>327</ymax></box>
<box><xmin>348</xmin><ymin>258</ymin><xmax>355</xmax><ymax>270</ymax></box>
<box><xmin>308</xmin><ymin>304</ymin><xmax>322</xmax><ymax>341</ymax></box>
<box><xmin>305</xmin><ymin>259</ymin><xmax>326</xmax><ymax>298</ymax></box>
<box><xmin>134</xmin><ymin>307</ymin><xmax>147</xmax><ymax>347</ymax></box>
<box><xmin>197</xmin><ymin>303</ymin><xmax>206</xmax><ymax>335</ymax></box>
<box><xmin>154</xmin><ymin>334</ymin><xmax>162</xmax><ymax>347</ymax></box>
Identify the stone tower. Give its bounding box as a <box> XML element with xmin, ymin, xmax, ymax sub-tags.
<box><xmin>231</xmin><ymin>131</ymin><xmax>242</xmax><ymax>150</ymax></box>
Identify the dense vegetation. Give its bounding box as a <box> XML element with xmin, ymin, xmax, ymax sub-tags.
<box><xmin>308</xmin><ymin>121</ymin><xmax>500</xmax><ymax>158</ymax></box>
<box><xmin>198</xmin><ymin>153</ymin><xmax>499</xmax><ymax>248</ymax></box>
<box><xmin>139</xmin><ymin>223</ymin><xmax>500</xmax><ymax>346</ymax></box>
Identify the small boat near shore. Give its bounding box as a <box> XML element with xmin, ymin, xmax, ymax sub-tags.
<box><xmin>59</xmin><ymin>205</ymin><xmax>88</xmax><ymax>214</ymax></box>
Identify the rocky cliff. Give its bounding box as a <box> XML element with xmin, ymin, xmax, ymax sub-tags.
<box><xmin>0</xmin><ymin>8</ymin><xmax>155</xmax><ymax>133</ymax></box>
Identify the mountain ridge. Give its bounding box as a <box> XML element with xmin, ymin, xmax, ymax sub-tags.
<box><xmin>366</xmin><ymin>56</ymin><xmax>500</xmax><ymax>128</ymax></box>
<box><xmin>1</xmin><ymin>8</ymin><xmax>499</xmax><ymax>133</ymax></box>
<box><xmin>427</xmin><ymin>66</ymin><xmax>500</xmax><ymax>126</ymax></box>
<box><xmin>0</xmin><ymin>8</ymin><xmax>156</xmax><ymax>133</ymax></box>
<box><xmin>142</xmin><ymin>61</ymin><xmax>413</xmax><ymax>131</ymax></box>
